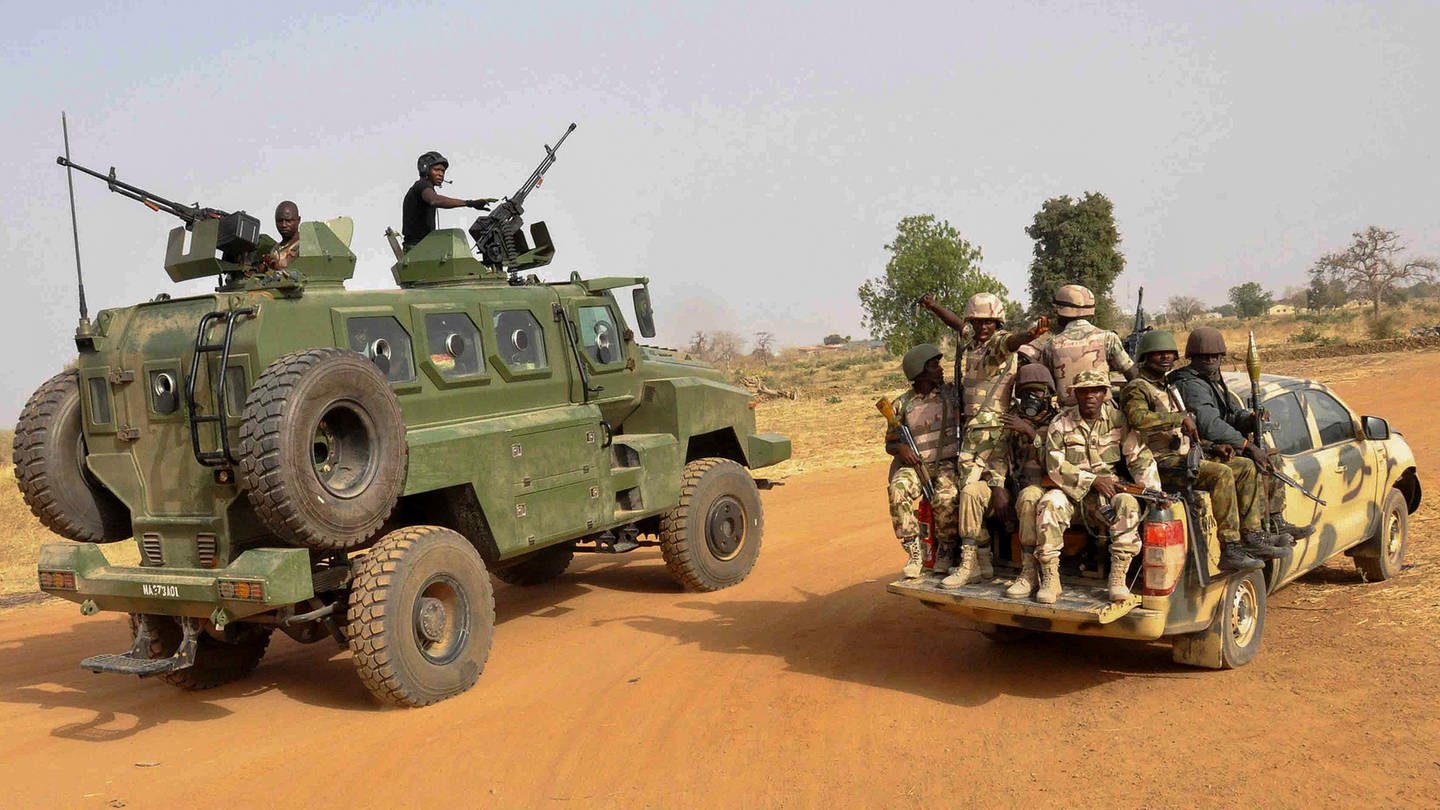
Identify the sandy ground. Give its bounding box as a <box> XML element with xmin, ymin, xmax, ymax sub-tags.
<box><xmin>1</xmin><ymin>354</ymin><xmax>1437</xmax><ymax>809</ymax></box>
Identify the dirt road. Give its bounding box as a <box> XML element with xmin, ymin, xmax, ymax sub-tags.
<box><xmin>2</xmin><ymin>355</ymin><xmax>1437</xmax><ymax>808</ymax></box>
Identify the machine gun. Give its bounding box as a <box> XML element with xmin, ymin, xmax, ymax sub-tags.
<box><xmin>55</xmin><ymin>157</ymin><xmax>260</xmax><ymax>263</ymax></box>
<box><xmin>1121</xmin><ymin>286</ymin><xmax>1151</xmax><ymax>360</ymax></box>
<box><xmin>1246</xmin><ymin>332</ymin><xmax>1327</xmax><ymax>509</ymax></box>
<box><xmin>470</xmin><ymin>123</ymin><xmax>577</xmax><ymax>276</ymax></box>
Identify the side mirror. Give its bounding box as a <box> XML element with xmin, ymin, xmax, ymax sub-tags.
<box><xmin>1362</xmin><ymin>415</ymin><xmax>1390</xmax><ymax>441</ymax></box>
<box><xmin>632</xmin><ymin>287</ymin><xmax>657</xmax><ymax>339</ymax></box>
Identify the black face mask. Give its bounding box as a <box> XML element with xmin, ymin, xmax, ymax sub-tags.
<box><xmin>1017</xmin><ymin>390</ymin><xmax>1053</xmax><ymax>420</ymax></box>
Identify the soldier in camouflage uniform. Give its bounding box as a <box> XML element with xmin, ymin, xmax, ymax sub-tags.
<box><xmin>1019</xmin><ymin>284</ymin><xmax>1136</xmax><ymax>406</ymax></box>
<box><xmin>1168</xmin><ymin>327</ymin><xmax>1316</xmax><ymax>541</ymax></box>
<box><xmin>996</xmin><ymin>364</ymin><xmax>1060</xmax><ymax>600</ymax></box>
<box><xmin>885</xmin><ymin>344</ymin><xmax>961</xmax><ymax>579</ymax></box>
<box><xmin>918</xmin><ymin>293</ymin><xmax>1048</xmax><ymax>588</ymax></box>
<box><xmin>1118</xmin><ymin>331</ymin><xmax>1270</xmax><ymax>573</ymax></box>
<box><xmin>1039</xmin><ymin>370</ymin><xmax>1160</xmax><ymax>602</ymax></box>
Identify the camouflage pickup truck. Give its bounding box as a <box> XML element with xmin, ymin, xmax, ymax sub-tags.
<box><xmin>889</xmin><ymin>373</ymin><xmax>1419</xmax><ymax>667</ymax></box>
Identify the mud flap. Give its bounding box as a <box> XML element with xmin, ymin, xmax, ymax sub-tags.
<box><xmin>888</xmin><ymin>577</ymin><xmax>1143</xmax><ymax>625</ymax></box>
<box><xmin>81</xmin><ymin>615</ymin><xmax>200</xmax><ymax>677</ymax></box>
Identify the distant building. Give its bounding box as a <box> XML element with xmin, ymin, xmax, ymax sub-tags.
<box><xmin>1198</xmin><ymin>311</ymin><xmax>1224</xmax><ymax>321</ymax></box>
<box><xmin>1268</xmin><ymin>304</ymin><xmax>1296</xmax><ymax>316</ymax></box>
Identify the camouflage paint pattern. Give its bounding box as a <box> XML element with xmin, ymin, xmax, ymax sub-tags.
<box><xmin>1021</xmin><ymin>318</ymin><xmax>1134</xmax><ymax>405</ymax></box>
<box><xmin>888</xmin><ymin>460</ymin><xmax>959</xmax><ymax>543</ymax></box>
<box><xmin>884</xmin><ymin>382</ymin><xmax>960</xmax><ymax>464</ymax></box>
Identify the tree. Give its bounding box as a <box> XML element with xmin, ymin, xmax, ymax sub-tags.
<box><xmin>1311</xmin><ymin>227</ymin><xmax>1439</xmax><ymax>316</ymax></box>
<box><xmin>1213</xmin><ymin>304</ymin><xmax>1236</xmax><ymax>318</ymax></box>
<box><xmin>858</xmin><ymin>214</ymin><xmax>1010</xmax><ymax>355</ymax></box>
<box><xmin>707</xmin><ymin>331</ymin><xmax>744</xmax><ymax>364</ymax></box>
<box><xmin>822</xmin><ymin>333</ymin><xmax>850</xmax><ymax>346</ymax></box>
<box><xmin>1228</xmin><ymin>282</ymin><xmax>1273</xmax><ymax>319</ymax></box>
<box><xmin>1166</xmin><ymin>295</ymin><xmax>1206</xmax><ymax>329</ymax></box>
<box><xmin>753</xmin><ymin>331</ymin><xmax>776</xmax><ymax>365</ymax></box>
<box><xmin>1305</xmin><ymin>276</ymin><xmax>1348</xmax><ymax>310</ymax></box>
<box><xmin>687</xmin><ymin>331</ymin><xmax>708</xmax><ymax>356</ymax></box>
<box><xmin>1024</xmin><ymin>192</ymin><xmax>1125</xmax><ymax>327</ymax></box>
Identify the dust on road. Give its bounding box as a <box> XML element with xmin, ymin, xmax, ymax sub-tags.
<box><xmin>1</xmin><ymin>354</ymin><xmax>1437</xmax><ymax>809</ymax></box>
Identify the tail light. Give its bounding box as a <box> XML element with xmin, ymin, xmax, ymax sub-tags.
<box><xmin>218</xmin><ymin>579</ymin><xmax>266</xmax><ymax>601</ymax></box>
<box><xmin>1140</xmin><ymin>519</ymin><xmax>1186</xmax><ymax>596</ymax></box>
<box><xmin>917</xmin><ymin>500</ymin><xmax>936</xmax><ymax>568</ymax></box>
<box><xmin>39</xmin><ymin>570</ymin><xmax>78</xmax><ymax>591</ymax></box>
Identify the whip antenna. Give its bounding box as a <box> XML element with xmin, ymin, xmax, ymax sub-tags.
<box><xmin>62</xmin><ymin>111</ymin><xmax>91</xmax><ymax>333</ymax></box>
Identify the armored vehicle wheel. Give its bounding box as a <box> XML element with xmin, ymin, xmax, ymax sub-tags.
<box><xmin>13</xmin><ymin>371</ymin><xmax>131</xmax><ymax>543</ymax></box>
<box><xmin>238</xmin><ymin>349</ymin><xmax>407</xmax><ymax>552</ymax></box>
<box><xmin>659</xmin><ymin>458</ymin><xmax>763</xmax><ymax>592</ymax></box>
<box><xmin>492</xmin><ymin>542</ymin><xmax>575</xmax><ymax>586</ymax></box>
<box><xmin>1171</xmin><ymin>570</ymin><xmax>1266</xmax><ymax>670</ymax></box>
<box><xmin>130</xmin><ymin>615</ymin><xmax>274</xmax><ymax>690</ymax></box>
<box><xmin>347</xmin><ymin>526</ymin><xmax>495</xmax><ymax>708</ymax></box>
<box><xmin>1355</xmin><ymin>489</ymin><xmax>1408</xmax><ymax>582</ymax></box>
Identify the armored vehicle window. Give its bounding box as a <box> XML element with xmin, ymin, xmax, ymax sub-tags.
<box><xmin>346</xmin><ymin>316</ymin><xmax>416</xmax><ymax>383</ymax></box>
<box><xmin>1306</xmin><ymin>390</ymin><xmax>1356</xmax><ymax>447</ymax></box>
<box><xmin>578</xmin><ymin>305</ymin><xmax>621</xmax><ymax>365</ymax></box>
<box><xmin>425</xmin><ymin>313</ymin><xmax>484</xmax><ymax>378</ymax></box>
<box><xmin>1265</xmin><ymin>392</ymin><xmax>1312</xmax><ymax>455</ymax></box>
<box><xmin>494</xmin><ymin>310</ymin><xmax>548</xmax><ymax>370</ymax></box>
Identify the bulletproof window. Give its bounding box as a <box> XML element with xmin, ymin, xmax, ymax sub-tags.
<box><xmin>425</xmin><ymin>313</ymin><xmax>484</xmax><ymax>378</ymax></box>
<box><xmin>1306</xmin><ymin>390</ymin><xmax>1357</xmax><ymax>447</ymax></box>
<box><xmin>1264</xmin><ymin>392</ymin><xmax>1312</xmax><ymax>455</ymax></box>
<box><xmin>346</xmin><ymin>316</ymin><xmax>415</xmax><ymax>383</ymax></box>
<box><xmin>494</xmin><ymin>310</ymin><xmax>548</xmax><ymax>370</ymax></box>
<box><xmin>577</xmin><ymin>305</ymin><xmax>621</xmax><ymax>366</ymax></box>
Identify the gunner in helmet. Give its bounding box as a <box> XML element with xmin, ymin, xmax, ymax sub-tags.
<box><xmin>402</xmin><ymin>151</ymin><xmax>497</xmax><ymax>251</ymax></box>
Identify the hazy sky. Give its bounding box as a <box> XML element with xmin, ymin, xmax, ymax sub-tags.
<box><xmin>3</xmin><ymin>1</ymin><xmax>1436</xmax><ymax>423</ymax></box>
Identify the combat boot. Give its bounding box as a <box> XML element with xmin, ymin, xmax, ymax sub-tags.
<box><xmin>1004</xmin><ymin>554</ymin><xmax>1038</xmax><ymax>599</ymax></box>
<box><xmin>976</xmin><ymin>546</ymin><xmax>994</xmax><ymax>582</ymax></box>
<box><xmin>1035</xmin><ymin>557</ymin><xmax>1061</xmax><ymax>604</ymax></box>
<box><xmin>1218</xmin><ymin>541</ymin><xmax>1264</xmax><ymax>573</ymax></box>
<box><xmin>932</xmin><ymin>538</ymin><xmax>956</xmax><ymax>574</ymax></box>
<box><xmin>1241</xmin><ymin>531</ymin><xmax>1283</xmax><ymax>560</ymax></box>
<box><xmin>902</xmin><ymin>539</ymin><xmax>923</xmax><ymax>579</ymax></box>
<box><xmin>1271</xmin><ymin>514</ymin><xmax>1314</xmax><ymax>541</ymax></box>
<box><xmin>1107</xmin><ymin>552</ymin><xmax>1134</xmax><ymax>602</ymax></box>
<box><xmin>941</xmin><ymin>542</ymin><xmax>978</xmax><ymax>590</ymax></box>
<box><xmin>1267</xmin><ymin>530</ymin><xmax>1295</xmax><ymax>549</ymax></box>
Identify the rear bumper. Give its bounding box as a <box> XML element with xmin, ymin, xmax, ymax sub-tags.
<box><xmin>888</xmin><ymin>574</ymin><xmax>1169</xmax><ymax>641</ymax></box>
<box><xmin>747</xmin><ymin>433</ymin><xmax>792</xmax><ymax>469</ymax></box>
<box><xmin>38</xmin><ymin>543</ymin><xmax>314</xmax><ymax>620</ymax></box>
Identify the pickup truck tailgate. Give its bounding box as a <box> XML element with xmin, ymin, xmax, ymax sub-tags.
<box><xmin>888</xmin><ymin>575</ymin><xmax>1146</xmax><ymax>625</ymax></box>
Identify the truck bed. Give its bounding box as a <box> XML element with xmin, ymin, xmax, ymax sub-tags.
<box><xmin>887</xmin><ymin>571</ymin><xmax>1148</xmax><ymax>626</ymax></box>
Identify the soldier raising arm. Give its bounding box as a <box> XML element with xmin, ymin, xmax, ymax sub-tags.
<box><xmin>402</xmin><ymin>151</ymin><xmax>498</xmax><ymax>251</ymax></box>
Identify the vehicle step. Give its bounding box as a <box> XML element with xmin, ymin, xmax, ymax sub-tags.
<box><xmin>82</xmin><ymin>651</ymin><xmax>192</xmax><ymax>677</ymax></box>
<box><xmin>887</xmin><ymin>574</ymin><xmax>1147</xmax><ymax>625</ymax></box>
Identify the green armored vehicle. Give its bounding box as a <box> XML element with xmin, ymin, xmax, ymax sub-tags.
<box><xmin>18</xmin><ymin>136</ymin><xmax>789</xmax><ymax>707</ymax></box>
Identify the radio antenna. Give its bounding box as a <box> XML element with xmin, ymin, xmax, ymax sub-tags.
<box><xmin>61</xmin><ymin>111</ymin><xmax>92</xmax><ymax>335</ymax></box>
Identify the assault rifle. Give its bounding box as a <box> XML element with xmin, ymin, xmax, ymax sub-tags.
<box><xmin>876</xmin><ymin>397</ymin><xmax>935</xmax><ymax>501</ymax></box>
<box><xmin>1246</xmin><ymin>332</ymin><xmax>1327</xmax><ymax>509</ymax></box>
<box><xmin>1121</xmin><ymin>286</ymin><xmax>1151</xmax><ymax>360</ymax></box>
<box><xmin>55</xmin><ymin>156</ymin><xmax>260</xmax><ymax>261</ymax></box>
<box><xmin>470</xmin><ymin>123</ymin><xmax>577</xmax><ymax>274</ymax></box>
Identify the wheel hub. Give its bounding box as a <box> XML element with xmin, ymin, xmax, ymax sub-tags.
<box><xmin>1230</xmin><ymin>580</ymin><xmax>1258</xmax><ymax>648</ymax></box>
<box><xmin>706</xmin><ymin>496</ymin><xmax>746</xmax><ymax>561</ymax></box>
<box><xmin>411</xmin><ymin>575</ymin><xmax>469</xmax><ymax>665</ymax></box>
<box><xmin>417</xmin><ymin>597</ymin><xmax>448</xmax><ymax>643</ymax></box>
<box><xmin>310</xmin><ymin>401</ymin><xmax>379</xmax><ymax>499</ymax></box>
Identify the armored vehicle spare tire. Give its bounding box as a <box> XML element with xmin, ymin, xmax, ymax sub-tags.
<box><xmin>238</xmin><ymin>348</ymin><xmax>406</xmax><ymax>551</ymax></box>
<box><xmin>347</xmin><ymin>525</ymin><xmax>496</xmax><ymax>707</ymax></box>
<box><xmin>13</xmin><ymin>371</ymin><xmax>131</xmax><ymax>543</ymax></box>
<box><xmin>491</xmin><ymin>542</ymin><xmax>575</xmax><ymax>586</ymax></box>
<box><xmin>659</xmin><ymin>458</ymin><xmax>764</xmax><ymax>592</ymax></box>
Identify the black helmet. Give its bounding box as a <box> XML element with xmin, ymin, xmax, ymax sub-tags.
<box><xmin>417</xmin><ymin>151</ymin><xmax>449</xmax><ymax>177</ymax></box>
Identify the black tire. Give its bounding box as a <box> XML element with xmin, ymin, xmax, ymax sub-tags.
<box><xmin>347</xmin><ymin>526</ymin><xmax>495</xmax><ymax>708</ymax></box>
<box><xmin>238</xmin><ymin>349</ymin><xmax>407</xmax><ymax>552</ymax></box>
<box><xmin>981</xmin><ymin>626</ymin><xmax>1037</xmax><ymax>644</ymax></box>
<box><xmin>659</xmin><ymin>458</ymin><xmax>763</xmax><ymax>592</ymax></box>
<box><xmin>12</xmin><ymin>371</ymin><xmax>130</xmax><ymax>543</ymax></box>
<box><xmin>492</xmin><ymin>542</ymin><xmax>575</xmax><ymax>586</ymax></box>
<box><xmin>130</xmin><ymin>615</ymin><xmax>273</xmax><ymax>690</ymax></box>
<box><xmin>1355</xmin><ymin>489</ymin><xmax>1408</xmax><ymax>582</ymax></box>
<box><xmin>1171</xmin><ymin>570</ymin><xmax>1266</xmax><ymax>669</ymax></box>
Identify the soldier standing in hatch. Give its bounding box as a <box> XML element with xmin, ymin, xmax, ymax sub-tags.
<box><xmin>1020</xmin><ymin>284</ymin><xmax>1137</xmax><ymax>406</ymax></box>
<box><xmin>997</xmin><ymin>364</ymin><xmax>1062</xmax><ymax>601</ymax></box>
<box><xmin>885</xmin><ymin>345</ymin><xmax>961</xmax><ymax>579</ymax></box>
<box><xmin>1038</xmin><ymin>370</ymin><xmax>1160</xmax><ymax>602</ymax></box>
<box><xmin>1168</xmin><ymin>326</ymin><xmax>1315</xmax><ymax>542</ymax></box>
<box><xmin>918</xmin><ymin>293</ymin><xmax>1048</xmax><ymax>588</ymax></box>
<box><xmin>1119</xmin><ymin>331</ymin><xmax>1273</xmax><ymax>572</ymax></box>
<box><xmin>259</xmin><ymin>200</ymin><xmax>301</xmax><ymax>272</ymax></box>
<box><xmin>402</xmin><ymin>151</ymin><xmax>498</xmax><ymax>251</ymax></box>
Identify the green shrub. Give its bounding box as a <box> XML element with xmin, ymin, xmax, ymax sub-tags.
<box><xmin>1290</xmin><ymin>325</ymin><xmax>1324</xmax><ymax>344</ymax></box>
<box><xmin>1367</xmin><ymin>312</ymin><xmax>1400</xmax><ymax>340</ymax></box>
<box><xmin>825</xmin><ymin>395</ymin><xmax>842</xmax><ymax>405</ymax></box>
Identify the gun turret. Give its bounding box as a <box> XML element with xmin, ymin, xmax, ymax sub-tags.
<box><xmin>470</xmin><ymin>123</ymin><xmax>577</xmax><ymax>276</ymax></box>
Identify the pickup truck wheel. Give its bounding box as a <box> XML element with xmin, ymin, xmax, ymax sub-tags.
<box><xmin>130</xmin><ymin>615</ymin><xmax>274</xmax><ymax>690</ymax></box>
<box><xmin>347</xmin><ymin>526</ymin><xmax>495</xmax><ymax>708</ymax></box>
<box><xmin>1170</xmin><ymin>570</ymin><xmax>1266</xmax><ymax>669</ymax></box>
<box><xmin>981</xmin><ymin>626</ymin><xmax>1036</xmax><ymax>644</ymax></box>
<box><xmin>238</xmin><ymin>349</ymin><xmax>407</xmax><ymax>551</ymax></box>
<box><xmin>1355</xmin><ymin>489</ymin><xmax>1408</xmax><ymax>582</ymax></box>
<box><xmin>492</xmin><ymin>543</ymin><xmax>575</xmax><ymax>586</ymax></box>
<box><xmin>13</xmin><ymin>371</ymin><xmax>131</xmax><ymax>543</ymax></box>
<box><xmin>659</xmin><ymin>458</ymin><xmax>763</xmax><ymax>592</ymax></box>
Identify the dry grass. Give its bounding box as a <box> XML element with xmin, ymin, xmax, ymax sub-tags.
<box><xmin>0</xmin><ymin>462</ymin><xmax>139</xmax><ymax>596</ymax></box>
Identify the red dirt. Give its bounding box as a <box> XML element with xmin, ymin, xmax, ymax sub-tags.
<box><xmin>2</xmin><ymin>356</ymin><xmax>1437</xmax><ymax>808</ymax></box>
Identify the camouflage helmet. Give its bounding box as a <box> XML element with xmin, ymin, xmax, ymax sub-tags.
<box><xmin>1015</xmin><ymin>363</ymin><xmax>1055</xmax><ymax>392</ymax></box>
<box><xmin>417</xmin><ymin>150</ymin><xmax>449</xmax><ymax>177</ymax></box>
<box><xmin>1070</xmin><ymin>369</ymin><xmax>1111</xmax><ymax>391</ymax></box>
<box><xmin>1053</xmin><ymin>284</ymin><xmax>1096</xmax><ymax>318</ymax></box>
<box><xmin>963</xmin><ymin>292</ymin><xmax>1006</xmax><ymax>322</ymax></box>
<box><xmin>1184</xmin><ymin>326</ymin><xmax>1228</xmax><ymax>357</ymax></box>
<box><xmin>901</xmin><ymin>343</ymin><xmax>942</xmax><ymax>381</ymax></box>
<box><xmin>1135</xmin><ymin>330</ymin><xmax>1179</xmax><ymax>359</ymax></box>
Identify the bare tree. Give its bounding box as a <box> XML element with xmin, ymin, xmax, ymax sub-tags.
<box><xmin>1166</xmin><ymin>295</ymin><xmax>1206</xmax><ymax>329</ymax></box>
<box><xmin>1311</xmin><ymin>227</ymin><xmax>1439</xmax><ymax>316</ymax></box>
<box><xmin>753</xmin><ymin>331</ymin><xmax>776</xmax><ymax>365</ymax></box>
<box><xmin>687</xmin><ymin>331</ymin><xmax>709</xmax><ymax>357</ymax></box>
<box><xmin>708</xmin><ymin>331</ymin><xmax>745</xmax><ymax>365</ymax></box>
